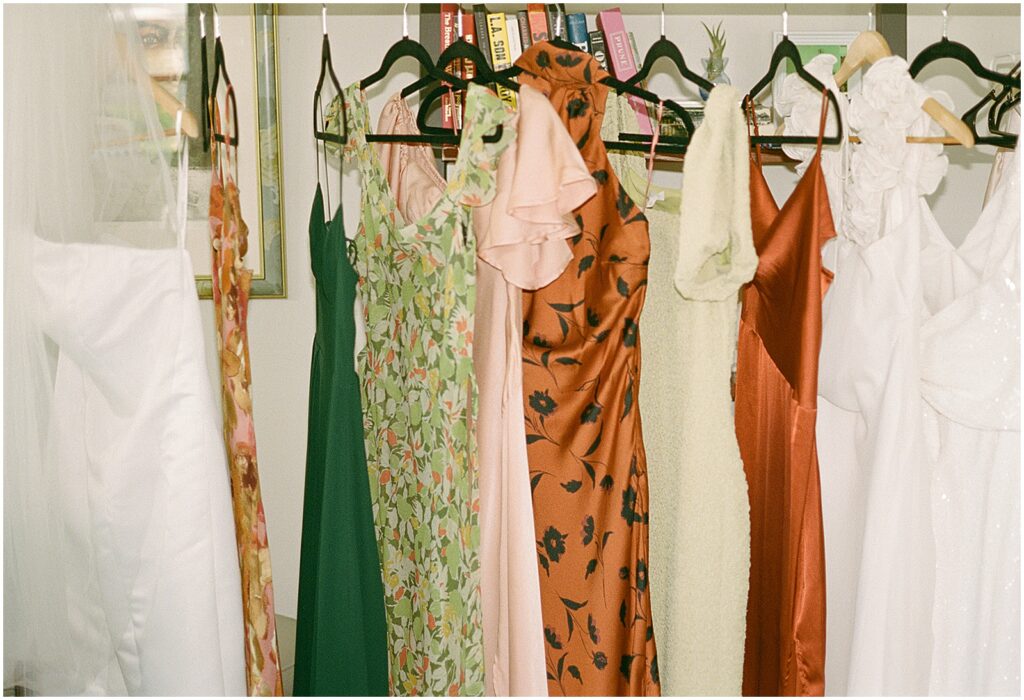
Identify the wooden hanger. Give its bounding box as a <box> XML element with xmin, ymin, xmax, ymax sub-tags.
<box><xmin>835</xmin><ymin>29</ymin><xmax>974</xmax><ymax>147</ymax></box>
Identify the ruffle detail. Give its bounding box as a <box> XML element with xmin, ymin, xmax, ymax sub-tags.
<box><xmin>324</xmin><ymin>83</ymin><xmax>367</xmax><ymax>161</ymax></box>
<box><xmin>843</xmin><ymin>56</ymin><xmax>951</xmax><ymax>245</ymax></box>
<box><xmin>449</xmin><ymin>85</ymin><xmax>516</xmax><ymax>209</ymax></box>
<box><xmin>776</xmin><ymin>54</ymin><xmax>849</xmax><ymax>237</ymax></box>
<box><xmin>777</xmin><ymin>54</ymin><xmax>842</xmax><ymax>167</ymax></box>
<box><xmin>476</xmin><ymin>84</ymin><xmax>596</xmax><ymax>290</ymax></box>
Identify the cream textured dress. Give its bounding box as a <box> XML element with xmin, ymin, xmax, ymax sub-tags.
<box><xmin>603</xmin><ymin>86</ymin><xmax>756</xmax><ymax>696</ymax></box>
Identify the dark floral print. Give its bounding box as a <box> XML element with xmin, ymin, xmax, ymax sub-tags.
<box><xmin>517</xmin><ymin>42</ymin><xmax>659</xmax><ymax>696</ymax></box>
<box><xmin>530</xmin><ymin>390</ymin><xmax>558</xmax><ymax>417</ymax></box>
<box><xmin>543</xmin><ymin>526</ymin><xmax>568</xmax><ymax>563</ymax></box>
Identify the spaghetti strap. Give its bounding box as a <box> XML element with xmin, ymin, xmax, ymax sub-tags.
<box><xmin>815</xmin><ymin>89</ymin><xmax>829</xmax><ymax>154</ymax></box>
<box><xmin>209</xmin><ymin>85</ymin><xmax>238</xmax><ymax>187</ymax></box>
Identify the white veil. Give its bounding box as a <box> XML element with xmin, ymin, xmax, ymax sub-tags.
<box><xmin>4</xmin><ymin>4</ymin><xmax>179</xmax><ymax>693</ymax></box>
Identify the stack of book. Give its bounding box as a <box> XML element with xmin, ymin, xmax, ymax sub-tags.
<box><xmin>439</xmin><ymin>5</ymin><xmax>718</xmax><ymax>137</ymax></box>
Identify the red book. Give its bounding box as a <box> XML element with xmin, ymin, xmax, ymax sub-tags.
<box><xmin>440</xmin><ymin>4</ymin><xmax>458</xmax><ymax>129</ymax></box>
<box><xmin>526</xmin><ymin>3</ymin><xmax>549</xmax><ymax>45</ymax></box>
<box><xmin>457</xmin><ymin>11</ymin><xmax>478</xmax><ymax>129</ymax></box>
<box><xmin>596</xmin><ymin>7</ymin><xmax>653</xmax><ymax>134</ymax></box>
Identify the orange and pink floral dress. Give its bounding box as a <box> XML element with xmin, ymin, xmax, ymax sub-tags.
<box><xmin>209</xmin><ymin>94</ymin><xmax>284</xmax><ymax>696</ymax></box>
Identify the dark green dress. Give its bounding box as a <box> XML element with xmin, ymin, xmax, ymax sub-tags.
<box><xmin>294</xmin><ymin>186</ymin><xmax>389</xmax><ymax>696</ymax></box>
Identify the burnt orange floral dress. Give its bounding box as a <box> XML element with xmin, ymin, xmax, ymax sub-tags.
<box><xmin>516</xmin><ymin>43</ymin><xmax>660</xmax><ymax>696</ymax></box>
<box><xmin>209</xmin><ymin>95</ymin><xmax>283</xmax><ymax>697</ymax></box>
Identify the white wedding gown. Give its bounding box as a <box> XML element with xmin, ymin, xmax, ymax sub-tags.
<box><xmin>4</xmin><ymin>7</ymin><xmax>247</xmax><ymax>685</ymax></box>
<box><xmin>815</xmin><ymin>56</ymin><xmax>1020</xmax><ymax>696</ymax></box>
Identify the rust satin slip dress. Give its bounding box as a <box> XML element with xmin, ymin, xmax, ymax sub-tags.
<box><xmin>736</xmin><ymin>92</ymin><xmax>834</xmax><ymax>697</ymax></box>
<box><xmin>515</xmin><ymin>43</ymin><xmax>660</xmax><ymax>696</ymax></box>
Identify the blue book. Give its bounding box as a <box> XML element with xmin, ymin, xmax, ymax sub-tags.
<box><xmin>566</xmin><ymin>12</ymin><xmax>590</xmax><ymax>52</ymax></box>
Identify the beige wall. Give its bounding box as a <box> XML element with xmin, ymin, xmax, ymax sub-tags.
<box><xmin>211</xmin><ymin>3</ymin><xmax>1019</xmax><ymax>620</ymax></box>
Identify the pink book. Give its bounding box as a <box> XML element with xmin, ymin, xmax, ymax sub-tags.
<box><xmin>596</xmin><ymin>7</ymin><xmax>653</xmax><ymax>135</ymax></box>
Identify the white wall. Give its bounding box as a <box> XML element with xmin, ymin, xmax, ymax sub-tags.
<box><xmin>219</xmin><ymin>3</ymin><xmax>1019</xmax><ymax>620</ymax></box>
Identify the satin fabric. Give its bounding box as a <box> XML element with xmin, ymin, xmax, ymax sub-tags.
<box><xmin>471</xmin><ymin>84</ymin><xmax>596</xmax><ymax>696</ymax></box>
<box><xmin>293</xmin><ymin>187</ymin><xmax>389</xmax><ymax>696</ymax></box>
<box><xmin>516</xmin><ymin>42</ymin><xmax>660</xmax><ymax>696</ymax></box>
<box><xmin>31</xmin><ymin>239</ymin><xmax>247</xmax><ymax>695</ymax></box>
<box><xmin>736</xmin><ymin>95</ymin><xmax>834</xmax><ymax>696</ymax></box>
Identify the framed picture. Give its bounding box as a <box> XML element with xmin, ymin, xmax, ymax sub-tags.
<box><xmin>135</xmin><ymin>3</ymin><xmax>286</xmax><ymax>299</ymax></box>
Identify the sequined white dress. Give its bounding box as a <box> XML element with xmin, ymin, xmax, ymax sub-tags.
<box><xmin>812</xmin><ymin>56</ymin><xmax>1020</xmax><ymax>696</ymax></box>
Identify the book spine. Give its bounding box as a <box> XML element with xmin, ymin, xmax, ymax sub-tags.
<box><xmin>440</xmin><ymin>4</ymin><xmax>458</xmax><ymax>129</ymax></box>
<box><xmin>486</xmin><ymin>12</ymin><xmax>517</xmax><ymax>108</ymax></box>
<box><xmin>546</xmin><ymin>4</ymin><xmax>568</xmax><ymax>41</ymax></box>
<box><xmin>516</xmin><ymin>10</ymin><xmax>532</xmax><ymax>49</ymax></box>
<box><xmin>627</xmin><ymin>31</ymin><xmax>656</xmax><ymax>129</ymax></box>
<box><xmin>473</xmin><ymin>5</ymin><xmax>492</xmax><ymax>70</ymax></box>
<box><xmin>527</xmin><ymin>4</ymin><xmax>549</xmax><ymax>44</ymax></box>
<box><xmin>506</xmin><ymin>16</ymin><xmax>523</xmax><ymax>63</ymax></box>
<box><xmin>459</xmin><ymin>12</ymin><xmax>479</xmax><ymax>129</ymax></box>
<box><xmin>566</xmin><ymin>12</ymin><xmax>589</xmax><ymax>52</ymax></box>
<box><xmin>597</xmin><ymin>8</ymin><xmax>652</xmax><ymax>134</ymax></box>
<box><xmin>588</xmin><ymin>29</ymin><xmax>609</xmax><ymax>70</ymax></box>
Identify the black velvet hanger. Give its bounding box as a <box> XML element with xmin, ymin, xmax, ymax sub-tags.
<box><xmin>408</xmin><ymin>33</ymin><xmax>520</xmax><ymax>137</ymax></box>
<box><xmin>313</xmin><ymin>19</ymin><xmax>346</xmax><ymax>145</ymax></box>
<box><xmin>988</xmin><ymin>63</ymin><xmax>1020</xmax><ymax>141</ymax></box>
<box><xmin>199</xmin><ymin>11</ymin><xmax>210</xmax><ymax>152</ymax></box>
<box><xmin>494</xmin><ymin>40</ymin><xmax>695</xmax><ymax>153</ymax></box>
<box><xmin>744</xmin><ymin>34</ymin><xmax>843</xmax><ymax>146</ymax></box>
<box><xmin>361</xmin><ymin>34</ymin><xmax>496</xmax><ymax>145</ymax></box>
<box><xmin>626</xmin><ymin>34</ymin><xmax>715</xmax><ymax>97</ymax></box>
<box><xmin>960</xmin><ymin>63</ymin><xmax>1020</xmax><ymax>148</ymax></box>
<box><xmin>209</xmin><ymin>35</ymin><xmax>239</xmax><ymax>147</ymax></box>
<box><xmin>910</xmin><ymin>26</ymin><xmax>1020</xmax><ymax>149</ymax></box>
<box><xmin>909</xmin><ymin>37</ymin><xmax>1021</xmax><ymax>89</ymax></box>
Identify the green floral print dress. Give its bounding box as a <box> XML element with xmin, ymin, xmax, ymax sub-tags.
<box><xmin>340</xmin><ymin>82</ymin><xmax>514</xmax><ymax>696</ymax></box>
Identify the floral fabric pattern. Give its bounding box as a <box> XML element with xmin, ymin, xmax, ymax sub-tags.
<box><xmin>515</xmin><ymin>43</ymin><xmax>660</xmax><ymax>696</ymax></box>
<box><xmin>340</xmin><ymin>83</ymin><xmax>513</xmax><ymax>696</ymax></box>
<box><xmin>209</xmin><ymin>142</ymin><xmax>283</xmax><ymax>696</ymax></box>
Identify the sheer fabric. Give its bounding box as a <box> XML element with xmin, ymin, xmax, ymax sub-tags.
<box><xmin>4</xmin><ymin>5</ymin><xmax>245</xmax><ymax>694</ymax></box>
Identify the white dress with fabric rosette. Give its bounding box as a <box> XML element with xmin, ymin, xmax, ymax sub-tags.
<box><xmin>805</xmin><ymin>55</ymin><xmax>1020</xmax><ymax>696</ymax></box>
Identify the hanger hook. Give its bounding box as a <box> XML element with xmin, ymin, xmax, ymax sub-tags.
<box><xmin>868</xmin><ymin>9</ymin><xmax>875</xmax><ymax>31</ymax></box>
<box><xmin>402</xmin><ymin>3</ymin><xmax>409</xmax><ymax>39</ymax></box>
<box><xmin>782</xmin><ymin>4</ymin><xmax>789</xmax><ymax>37</ymax></box>
<box><xmin>457</xmin><ymin>6</ymin><xmax>463</xmax><ymax>39</ymax></box>
<box><xmin>199</xmin><ymin>8</ymin><xmax>206</xmax><ymax>39</ymax></box>
<box><xmin>660</xmin><ymin>3</ymin><xmax>665</xmax><ymax>39</ymax></box>
<box><xmin>942</xmin><ymin>4</ymin><xmax>949</xmax><ymax>39</ymax></box>
<box><xmin>322</xmin><ymin>4</ymin><xmax>327</xmax><ymax>36</ymax></box>
<box><xmin>213</xmin><ymin>5</ymin><xmax>221</xmax><ymax>39</ymax></box>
